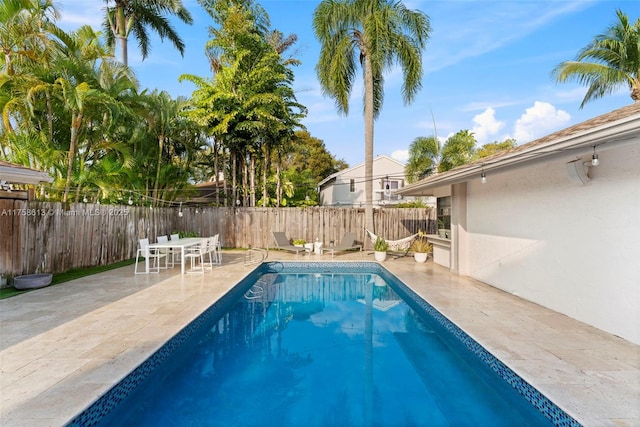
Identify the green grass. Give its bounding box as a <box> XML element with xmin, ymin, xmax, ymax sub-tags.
<box><xmin>0</xmin><ymin>259</ymin><xmax>137</xmax><ymax>300</ymax></box>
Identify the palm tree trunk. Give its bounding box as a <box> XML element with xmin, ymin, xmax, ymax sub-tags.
<box><xmin>231</xmin><ymin>149</ymin><xmax>237</xmax><ymax>207</ymax></box>
<box><xmin>213</xmin><ymin>137</ymin><xmax>220</xmax><ymax>206</ymax></box>
<box><xmin>262</xmin><ymin>144</ymin><xmax>269</xmax><ymax>207</ymax></box>
<box><xmin>242</xmin><ymin>153</ymin><xmax>249</xmax><ymax>206</ymax></box>
<box><xmin>249</xmin><ymin>152</ymin><xmax>256</xmax><ymax>207</ymax></box>
<box><xmin>276</xmin><ymin>152</ymin><xmax>282</xmax><ymax>206</ymax></box>
<box><xmin>118</xmin><ymin>35</ymin><xmax>128</xmax><ymax>66</ymax></box>
<box><xmin>114</xmin><ymin>1</ymin><xmax>128</xmax><ymax>66</ymax></box>
<box><xmin>45</xmin><ymin>91</ymin><xmax>54</xmax><ymax>143</ymax></box>
<box><xmin>63</xmin><ymin>111</ymin><xmax>82</xmax><ymax>203</ymax></box>
<box><xmin>154</xmin><ymin>134</ymin><xmax>164</xmax><ymax>202</ymax></box>
<box><xmin>221</xmin><ymin>146</ymin><xmax>228</xmax><ymax>207</ymax></box>
<box><xmin>363</xmin><ymin>56</ymin><xmax>375</xmax><ymax>247</ymax></box>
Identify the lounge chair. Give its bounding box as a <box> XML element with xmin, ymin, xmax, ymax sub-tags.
<box><xmin>321</xmin><ymin>232</ymin><xmax>362</xmax><ymax>257</ymax></box>
<box><xmin>272</xmin><ymin>232</ymin><xmax>306</xmax><ymax>255</ymax></box>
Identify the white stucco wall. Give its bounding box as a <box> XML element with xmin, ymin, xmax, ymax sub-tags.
<box><xmin>461</xmin><ymin>141</ymin><xmax>640</xmax><ymax>344</ymax></box>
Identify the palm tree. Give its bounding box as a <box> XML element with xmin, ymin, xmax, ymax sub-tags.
<box><xmin>552</xmin><ymin>9</ymin><xmax>640</xmax><ymax>108</ymax></box>
<box><xmin>102</xmin><ymin>0</ymin><xmax>193</xmax><ymax>66</ymax></box>
<box><xmin>185</xmin><ymin>0</ymin><xmax>305</xmax><ymax>207</ymax></box>
<box><xmin>313</xmin><ymin>0</ymin><xmax>431</xmax><ymax>239</ymax></box>
<box><xmin>405</xmin><ymin>136</ymin><xmax>439</xmax><ymax>183</ymax></box>
<box><xmin>0</xmin><ymin>0</ymin><xmax>60</xmax><ymax>76</ymax></box>
<box><xmin>439</xmin><ymin>130</ymin><xmax>476</xmax><ymax>172</ymax></box>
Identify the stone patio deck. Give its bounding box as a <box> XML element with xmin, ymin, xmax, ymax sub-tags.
<box><xmin>1</xmin><ymin>250</ymin><xmax>638</xmax><ymax>426</ymax></box>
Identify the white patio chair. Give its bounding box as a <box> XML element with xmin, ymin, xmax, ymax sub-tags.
<box><xmin>206</xmin><ymin>234</ymin><xmax>221</xmax><ymax>266</ymax></box>
<box><xmin>184</xmin><ymin>238</ymin><xmax>208</xmax><ymax>274</ymax></box>
<box><xmin>134</xmin><ymin>238</ymin><xmax>167</xmax><ymax>274</ymax></box>
<box><xmin>156</xmin><ymin>235</ymin><xmax>171</xmax><ymax>268</ymax></box>
<box><xmin>168</xmin><ymin>233</ymin><xmax>181</xmax><ymax>266</ymax></box>
<box><xmin>216</xmin><ymin>234</ymin><xmax>222</xmax><ymax>263</ymax></box>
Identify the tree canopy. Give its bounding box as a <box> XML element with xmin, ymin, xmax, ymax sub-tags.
<box><xmin>405</xmin><ymin>132</ymin><xmax>516</xmax><ymax>181</ymax></box>
<box><xmin>102</xmin><ymin>0</ymin><xmax>193</xmax><ymax>66</ymax></box>
<box><xmin>552</xmin><ymin>9</ymin><xmax>640</xmax><ymax>108</ymax></box>
<box><xmin>0</xmin><ymin>0</ymin><xmax>323</xmax><ymax>208</ymax></box>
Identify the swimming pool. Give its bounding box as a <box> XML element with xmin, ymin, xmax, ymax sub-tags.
<box><xmin>68</xmin><ymin>262</ymin><xmax>580</xmax><ymax>426</ymax></box>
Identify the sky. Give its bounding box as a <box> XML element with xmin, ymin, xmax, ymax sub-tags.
<box><xmin>54</xmin><ymin>0</ymin><xmax>636</xmax><ymax>167</ymax></box>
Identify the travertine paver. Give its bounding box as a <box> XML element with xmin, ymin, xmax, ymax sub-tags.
<box><xmin>1</xmin><ymin>250</ymin><xmax>638</xmax><ymax>426</ymax></box>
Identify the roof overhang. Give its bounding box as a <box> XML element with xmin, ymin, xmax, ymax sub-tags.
<box><xmin>398</xmin><ymin>105</ymin><xmax>640</xmax><ymax>196</ymax></box>
<box><xmin>318</xmin><ymin>175</ymin><xmax>337</xmax><ymax>189</ymax></box>
<box><xmin>0</xmin><ymin>162</ymin><xmax>53</xmax><ymax>185</ymax></box>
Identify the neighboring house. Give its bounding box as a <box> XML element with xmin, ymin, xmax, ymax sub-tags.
<box><xmin>318</xmin><ymin>155</ymin><xmax>415</xmax><ymax>207</ymax></box>
<box><xmin>192</xmin><ymin>179</ymin><xmax>225</xmax><ymax>204</ymax></box>
<box><xmin>0</xmin><ymin>161</ymin><xmax>53</xmax><ymax>200</ymax></box>
<box><xmin>397</xmin><ymin>103</ymin><xmax>640</xmax><ymax>345</ymax></box>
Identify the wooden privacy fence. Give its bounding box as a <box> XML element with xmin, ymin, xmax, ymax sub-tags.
<box><xmin>0</xmin><ymin>199</ymin><xmax>435</xmax><ymax>275</ymax></box>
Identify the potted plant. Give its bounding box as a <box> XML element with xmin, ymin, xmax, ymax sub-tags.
<box><xmin>437</xmin><ymin>219</ymin><xmax>447</xmax><ymax>238</ymax></box>
<box><xmin>293</xmin><ymin>239</ymin><xmax>306</xmax><ymax>247</ymax></box>
<box><xmin>373</xmin><ymin>236</ymin><xmax>388</xmax><ymax>262</ymax></box>
<box><xmin>411</xmin><ymin>237</ymin><xmax>432</xmax><ymax>263</ymax></box>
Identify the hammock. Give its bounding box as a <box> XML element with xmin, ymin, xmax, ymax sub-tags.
<box><xmin>365</xmin><ymin>229</ymin><xmax>419</xmax><ymax>253</ymax></box>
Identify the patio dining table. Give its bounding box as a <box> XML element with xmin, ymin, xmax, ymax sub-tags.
<box><xmin>146</xmin><ymin>237</ymin><xmax>203</xmax><ymax>274</ymax></box>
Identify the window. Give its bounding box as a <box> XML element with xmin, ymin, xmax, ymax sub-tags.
<box><xmin>382</xmin><ymin>179</ymin><xmax>400</xmax><ymax>200</ymax></box>
<box><xmin>350</xmin><ymin>179</ymin><xmax>355</xmax><ymax>193</ymax></box>
<box><xmin>437</xmin><ymin>196</ymin><xmax>451</xmax><ymax>237</ymax></box>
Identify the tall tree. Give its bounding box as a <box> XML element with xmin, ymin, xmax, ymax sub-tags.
<box><xmin>405</xmin><ymin>135</ymin><xmax>439</xmax><ymax>183</ymax></box>
<box><xmin>313</xmin><ymin>0</ymin><xmax>431</xmax><ymax>239</ymax></box>
<box><xmin>47</xmin><ymin>25</ymin><xmax>123</xmax><ymax>202</ymax></box>
<box><xmin>102</xmin><ymin>0</ymin><xmax>193</xmax><ymax>66</ymax></box>
<box><xmin>552</xmin><ymin>9</ymin><xmax>640</xmax><ymax>108</ymax></box>
<box><xmin>0</xmin><ymin>0</ymin><xmax>60</xmax><ymax>76</ymax></box>
<box><xmin>185</xmin><ymin>0</ymin><xmax>305</xmax><ymax>207</ymax></box>
<box><xmin>439</xmin><ymin>130</ymin><xmax>476</xmax><ymax>172</ymax></box>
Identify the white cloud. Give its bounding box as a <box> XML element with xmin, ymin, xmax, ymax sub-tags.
<box><xmin>513</xmin><ymin>102</ymin><xmax>571</xmax><ymax>143</ymax></box>
<box><xmin>472</xmin><ymin>108</ymin><xmax>505</xmax><ymax>145</ymax></box>
<box><xmin>391</xmin><ymin>150</ymin><xmax>409</xmax><ymax>163</ymax></box>
<box><xmin>56</xmin><ymin>1</ymin><xmax>103</xmax><ymax>30</ymax></box>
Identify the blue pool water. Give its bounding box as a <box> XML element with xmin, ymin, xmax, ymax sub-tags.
<box><xmin>69</xmin><ymin>262</ymin><xmax>580</xmax><ymax>426</ymax></box>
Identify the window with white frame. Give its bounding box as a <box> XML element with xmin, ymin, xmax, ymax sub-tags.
<box><xmin>379</xmin><ymin>178</ymin><xmax>401</xmax><ymax>200</ymax></box>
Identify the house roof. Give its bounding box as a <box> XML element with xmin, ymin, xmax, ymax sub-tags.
<box><xmin>0</xmin><ymin>161</ymin><xmax>53</xmax><ymax>185</ymax></box>
<box><xmin>397</xmin><ymin>102</ymin><xmax>640</xmax><ymax>195</ymax></box>
<box><xmin>318</xmin><ymin>154</ymin><xmax>406</xmax><ymax>188</ymax></box>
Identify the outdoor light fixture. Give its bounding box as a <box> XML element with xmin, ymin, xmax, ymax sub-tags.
<box><xmin>128</xmin><ymin>197</ymin><xmax>133</xmax><ymax>205</ymax></box>
<box><xmin>480</xmin><ymin>168</ymin><xmax>487</xmax><ymax>184</ymax></box>
<box><xmin>591</xmin><ymin>146</ymin><xmax>599</xmax><ymax>166</ymax></box>
<box><xmin>567</xmin><ymin>159</ymin><xmax>590</xmax><ymax>184</ymax></box>
<box><xmin>178</xmin><ymin>202</ymin><xmax>183</xmax><ymax>217</ymax></box>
